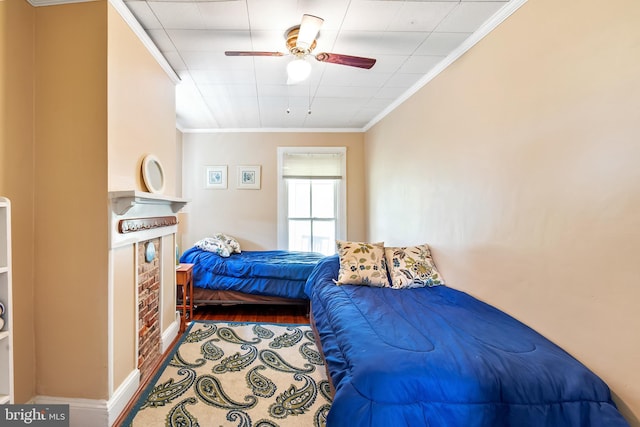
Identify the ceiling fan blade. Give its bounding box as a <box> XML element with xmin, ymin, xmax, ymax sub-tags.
<box><xmin>315</xmin><ymin>53</ymin><xmax>376</xmax><ymax>69</ymax></box>
<box><xmin>296</xmin><ymin>14</ymin><xmax>324</xmax><ymax>50</ymax></box>
<box><xmin>225</xmin><ymin>51</ymin><xmax>284</xmax><ymax>57</ymax></box>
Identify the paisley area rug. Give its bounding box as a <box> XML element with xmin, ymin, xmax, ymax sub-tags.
<box><xmin>122</xmin><ymin>321</ymin><xmax>332</xmax><ymax>427</ymax></box>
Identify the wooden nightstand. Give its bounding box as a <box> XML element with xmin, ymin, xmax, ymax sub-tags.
<box><xmin>176</xmin><ymin>263</ymin><xmax>194</xmax><ymax>330</ymax></box>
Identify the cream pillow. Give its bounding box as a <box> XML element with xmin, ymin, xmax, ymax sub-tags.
<box><xmin>213</xmin><ymin>232</ymin><xmax>242</xmax><ymax>254</ymax></box>
<box><xmin>385</xmin><ymin>244</ymin><xmax>445</xmax><ymax>289</ymax></box>
<box><xmin>335</xmin><ymin>240</ymin><xmax>390</xmax><ymax>287</ymax></box>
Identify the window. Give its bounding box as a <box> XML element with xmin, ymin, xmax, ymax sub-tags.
<box><xmin>277</xmin><ymin>147</ymin><xmax>346</xmax><ymax>256</ymax></box>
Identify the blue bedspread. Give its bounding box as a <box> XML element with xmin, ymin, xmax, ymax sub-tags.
<box><xmin>305</xmin><ymin>255</ymin><xmax>629</xmax><ymax>427</ymax></box>
<box><xmin>180</xmin><ymin>247</ymin><xmax>324</xmax><ymax>299</ymax></box>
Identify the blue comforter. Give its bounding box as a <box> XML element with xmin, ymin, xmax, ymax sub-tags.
<box><xmin>180</xmin><ymin>247</ymin><xmax>324</xmax><ymax>299</ymax></box>
<box><xmin>305</xmin><ymin>255</ymin><xmax>629</xmax><ymax>427</ymax></box>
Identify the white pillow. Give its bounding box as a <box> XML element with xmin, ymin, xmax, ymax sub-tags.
<box><xmin>195</xmin><ymin>237</ymin><xmax>232</xmax><ymax>257</ymax></box>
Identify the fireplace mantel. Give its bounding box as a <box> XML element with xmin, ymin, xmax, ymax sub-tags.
<box><xmin>108</xmin><ymin>191</ymin><xmax>189</xmax><ymax>249</ymax></box>
<box><xmin>109</xmin><ymin>191</ymin><xmax>188</xmax><ymax>215</ymax></box>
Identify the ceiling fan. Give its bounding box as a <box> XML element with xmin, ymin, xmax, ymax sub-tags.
<box><xmin>225</xmin><ymin>14</ymin><xmax>377</xmax><ymax>83</ymax></box>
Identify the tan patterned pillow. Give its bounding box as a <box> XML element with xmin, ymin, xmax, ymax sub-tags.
<box><xmin>335</xmin><ymin>240</ymin><xmax>390</xmax><ymax>287</ymax></box>
<box><xmin>385</xmin><ymin>244</ymin><xmax>445</xmax><ymax>289</ymax></box>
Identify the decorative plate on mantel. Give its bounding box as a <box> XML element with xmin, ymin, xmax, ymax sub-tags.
<box><xmin>141</xmin><ymin>154</ymin><xmax>165</xmax><ymax>194</ymax></box>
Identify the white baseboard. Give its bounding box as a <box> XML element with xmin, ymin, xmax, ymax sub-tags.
<box><xmin>108</xmin><ymin>369</ymin><xmax>140</xmax><ymax>426</ymax></box>
<box><xmin>33</xmin><ymin>395</ymin><xmax>108</xmax><ymax>427</ymax></box>
<box><xmin>34</xmin><ymin>369</ymin><xmax>140</xmax><ymax>427</ymax></box>
<box><xmin>162</xmin><ymin>313</ymin><xmax>181</xmax><ymax>353</ymax></box>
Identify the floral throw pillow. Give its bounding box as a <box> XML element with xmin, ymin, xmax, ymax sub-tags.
<box><xmin>195</xmin><ymin>237</ymin><xmax>232</xmax><ymax>257</ymax></box>
<box><xmin>385</xmin><ymin>244</ymin><xmax>445</xmax><ymax>289</ymax></box>
<box><xmin>213</xmin><ymin>233</ymin><xmax>242</xmax><ymax>254</ymax></box>
<box><xmin>335</xmin><ymin>240</ymin><xmax>390</xmax><ymax>287</ymax></box>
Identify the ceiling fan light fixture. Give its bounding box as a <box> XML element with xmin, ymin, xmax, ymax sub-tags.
<box><xmin>296</xmin><ymin>14</ymin><xmax>324</xmax><ymax>50</ymax></box>
<box><xmin>286</xmin><ymin>57</ymin><xmax>312</xmax><ymax>84</ymax></box>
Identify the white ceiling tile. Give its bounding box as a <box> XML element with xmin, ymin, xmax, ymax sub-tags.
<box><xmin>124</xmin><ymin>1</ymin><xmax>163</xmax><ymax>30</ymax></box>
<box><xmin>243</xmin><ymin>30</ymin><xmax>289</xmax><ymax>52</ymax></box>
<box><xmin>387</xmin><ymin>2</ymin><xmax>457</xmax><ymax>32</ymax></box>
<box><xmin>320</xmin><ymin>66</ymin><xmax>391</xmax><ymax>87</ymax></box>
<box><xmin>198</xmin><ymin>1</ymin><xmax>249</xmax><ymax>30</ymax></box>
<box><xmin>148</xmin><ymin>2</ymin><xmax>207</xmax><ymax>30</ymax></box>
<box><xmin>147</xmin><ymin>29</ymin><xmax>176</xmax><ymax>52</ymax></box>
<box><xmin>341</xmin><ymin>1</ymin><xmax>404</xmax><ymax>31</ymax></box>
<box><xmin>369</xmin><ymin>54</ymin><xmax>410</xmax><ymax>73</ymax></box>
<box><xmin>397</xmin><ymin>55</ymin><xmax>444</xmax><ymax>74</ymax></box>
<box><xmin>199</xmin><ymin>84</ymin><xmax>257</xmax><ymax>99</ymax></box>
<box><xmin>189</xmin><ymin>68</ymin><xmax>256</xmax><ymax>85</ymax></box>
<box><xmin>259</xmin><ymin>84</ymin><xmax>310</xmax><ymax>98</ymax></box>
<box><xmin>385</xmin><ymin>72</ymin><xmax>424</xmax><ymax>88</ymax></box>
<box><xmin>253</xmin><ymin>57</ymin><xmax>290</xmax><ymax>85</ymax></box>
<box><xmin>167</xmin><ymin>30</ymin><xmax>251</xmax><ymax>52</ymax></box>
<box><xmin>311</xmin><ymin>96</ymin><xmax>369</xmax><ymax>113</ymax></box>
<box><xmin>374</xmin><ymin>85</ymin><xmax>410</xmax><ymax>100</ymax></box>
<box><xmin>333</xmin><ymin>31</ymin><xmax>429</xmax><ymax>56</ymax></box>
<box><xmin>314</xmin><ymin>85</ymin><xmax>375</xmax><ymax>99</ymax></box>
<box><xmin>436</xmin><ymin>2</ymin><xmax>506</xmax><ymax>33</ymax></box>
<box><xmin>162</xmin><ymin>51</ymin><xmax>187</xmax><ymax>72</ymax></box>
<box><xmin>415</xmin><ymin>32</ymin><xmax>473</xmax><ymax>56</ymax></box>
<box><xmin>364</xmin><ymin>97</ymin><xmax>395</xmax><ymax>110</ymax></box>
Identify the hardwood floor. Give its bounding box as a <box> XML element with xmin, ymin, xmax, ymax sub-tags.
<box><xmin>113</xmin><ymin>303</ymin><xmax>310</xmax><ymax>427</ymax></box>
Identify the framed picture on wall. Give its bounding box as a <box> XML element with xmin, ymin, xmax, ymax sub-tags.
<box><xmin>205</xmin><ymin>165</ymin><xmax>227</xmax><ymax>189</ymax></box>
<box><xmin>237</xmin><ymin>165</ymin><xmax>261</xmax><ymax>190</ymax></box>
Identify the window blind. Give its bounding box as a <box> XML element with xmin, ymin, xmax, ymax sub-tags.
<box><xmin>282</xmin><ymin>152</ymin><xmax>343</xmax><ymax>179</ymax></box>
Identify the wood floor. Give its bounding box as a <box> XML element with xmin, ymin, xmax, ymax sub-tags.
<box><xmin>113</xmin><ymin>303</ymin><xmax>310</xmax><ymax>427</ymax></box>
<box><xmin>192</xmin><ymin>302</ymin><xmax>309</xmax><ymax>324</ymax></box>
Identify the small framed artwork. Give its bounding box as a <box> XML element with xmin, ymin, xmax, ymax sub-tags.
<box><xmin>237</xmin><ymin>165</ymin><xmax>261</xmax><ymax>190</ymax></box>
<box><xmin>205</xmin><ymin>165</ymin><xmax>227</xmax><ymax>189</ymax></box>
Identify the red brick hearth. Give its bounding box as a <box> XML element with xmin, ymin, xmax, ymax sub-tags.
<box><xmin>137</xmin><ymin>238</ymin><xmax>161</xmax><ymax>380</ymax></box>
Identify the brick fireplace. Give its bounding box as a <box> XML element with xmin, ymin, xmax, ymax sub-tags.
<box><xmin>137</xmin><ymin>238</ymin><xmax>162</xmax><ymax>379</ymax></box>
<box><xmin>108</xmin><ymin>191</ymin><xmax>188</xmax><ymax>397</ymax></box>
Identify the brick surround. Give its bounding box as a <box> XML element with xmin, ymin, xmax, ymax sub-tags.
<box><xmin>137</xmin><ymin>238</ymin><xmax>162</xmax><ymax>380</ymax></box>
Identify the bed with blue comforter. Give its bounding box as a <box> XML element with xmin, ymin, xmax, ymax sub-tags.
<box><xmin>180</xmin><ymin>246</ymin><xmax>324</xmax><ymax>305</ymax></box>
<box><xmin>305</xmin><ymin>254</ymin><xmax>629</xmax><ymax>426</ymax></box>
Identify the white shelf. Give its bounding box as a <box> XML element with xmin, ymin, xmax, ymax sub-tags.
<box><xmin>109</xmin><ymin>191</ymin><xmax>189</xmax><ymax>215</ymax></box>
<box><xmin>0</xmin><ymin>196</ymin><xmax>13</xmax><ymax>404</ymax></box>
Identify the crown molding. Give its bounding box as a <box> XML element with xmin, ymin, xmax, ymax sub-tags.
<box><xmin>109</xmin><ymin>0</ymin><xmax>180</xmax><ymax>85</ymax></box>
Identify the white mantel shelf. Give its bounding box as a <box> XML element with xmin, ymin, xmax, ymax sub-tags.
<box><xmin>109</xmin><ymin>191</ymin><xmax>189</xmax><ymax>215</ymax></box>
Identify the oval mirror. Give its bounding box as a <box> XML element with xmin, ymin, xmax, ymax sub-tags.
<box><xmin>142</xmin><ymin>154</ymin><xmax>166</xmax><ymax>194</ymax></box>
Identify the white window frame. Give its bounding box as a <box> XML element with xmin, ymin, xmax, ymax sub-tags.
<box><xmin>277</xmin><ymin>146</ymin><xmax>347</xmax><ymax>252</ymax></box>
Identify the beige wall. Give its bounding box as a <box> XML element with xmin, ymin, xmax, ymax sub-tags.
<box><xmin>181</xmin><ymin>132</ymin><xmax>365</xmax><ymax>251</ymax></box>
<box><xmin>0</xmin><ymin>0</ymin><xmax>37</xmax><ymax>403</ymax></box>
<box><xmin>365</xmin><ymin>0</ymin><xmax>640</xmax><ymax>424</ymax></box>
<box><xmin>112</xmin><ymin>246</ymin><xmax>134</xmax><ymax>389</ymax></box>
<box><xmin>108</xmin><ymin>4</ymin><xmax>177</xmax><ymax>195</ymax></box>
<box><xmin>34</xmin><ymin>1</ymin><xmax>109</xmax><ymax>398</ymax></box>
